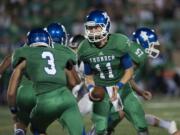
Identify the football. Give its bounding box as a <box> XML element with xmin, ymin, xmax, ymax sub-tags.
<box><xmin>89</xmin><ymin>86</ymin><xmax>105</xmax><ymax>102</ymax></box>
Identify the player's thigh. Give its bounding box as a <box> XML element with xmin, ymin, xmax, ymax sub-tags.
<box><xmin>92</xmin><ymin>93</ymin><xmax>111</xmax><ymax>133</ymax></box>
<box><xmin>16</xmin><ymin>84</ymin><xmax>36</xmax><ymax>109</ymax></box>
<box><xmin>60</xmin><ymin>106</ymin><xmax>85</xmax><ymax>135</ymax></box>
<box><xmin>30</xmin><ymin>105</ymin><xmax>56</xmax><ymax>133</ymax></box>
<box><xmin>30</xmin><ymin>89</ymin><xmax>64</xmax><ymax>132</ymax></box>
<box><xmin>92</xmin><ymin>93</ymin><xmax>110</xmax><ymax>116</ymax></box>
<box><xmin>123</xmin><ymin>92</ymin><xmax>147</xmax><ymax>130</ymax></box>
<box><xmin>16</xmin><ymin>85</ymin><xmax>36</xmax><ymax>126</ymax></box>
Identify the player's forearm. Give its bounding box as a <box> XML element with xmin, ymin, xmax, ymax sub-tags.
<box><xmin>85</xmin><ymin>75</ymin><xmax>95</xmax><ymax>92</ymax></box>
<box><xmin>116</xmin><ymin>67</ymin><xmax>134</xmax><ymax>89</ymax></box>
<box><xmin>120</xmin><ymin>67</ymin><xmax>134</xmax><ymax>84</ymax></box>
<box><xmin>130</xmin><ymin>79</ymin><xmax>143</xmax><ymax>96</ymax></box>
<box><xmin>7</xmin><ymin>61</ymin><xmax>25</xmax><ymax>107</ymax></box>
<box><xmin>65</xmin><ymin>68</ymin><xmax>81</xmax><ymax>89</ymax></box>
<box><xmin>0</xmin><ymin>54</ymin><xmax>11</xmax><ymax>74</ymax></box>
<box><xmin>71</xmin><ymin>66</ymin><xmax>81</xmax><ymax>84</ymax></box>
<box><xmin>85</xmin><ymin>75</ymin><xmax>95</xmax><ymax>86</ymax></box>
<box><xmin>7</xmin><ymin>68</ymin><xmax>22</xmax><ymax>107</ymax></box>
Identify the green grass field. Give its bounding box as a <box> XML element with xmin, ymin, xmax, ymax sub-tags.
<box><xmin>0</xmin><ymin>97</ymin><xmax>180</xmax><ymax>135</ymax></box>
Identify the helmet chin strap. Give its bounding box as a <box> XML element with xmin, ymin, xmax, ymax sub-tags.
<box><xmin>94</xmin><ymin>36</ymin><xmax>108</xmax><ymax>48</ymax></box>
<box><xmin>94</xmin><ymin>42</ymin><xmax>102</xmax><ymax>47</ymax></box>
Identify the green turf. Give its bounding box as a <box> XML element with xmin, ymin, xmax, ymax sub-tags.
<box><xmin>0</xmin><ymin>97</ymin><xmax>180</xmax><ymax>135</ymax></box>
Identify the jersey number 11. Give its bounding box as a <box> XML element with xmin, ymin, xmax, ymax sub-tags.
<box><xmin>95</xmin><ymin>62</ymin><xmax>114</xmax><ymax>79</ymax></box>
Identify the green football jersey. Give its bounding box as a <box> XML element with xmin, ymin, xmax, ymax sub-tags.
<box><xmin>128</xmin><ymin>42</ymin><xmax>148</xmax><ymax>75</ymax></box>
<box><xmin>12</xmin><ymin>46</ymin><xmax>75</xmax><ymax>94</ymax></box>
<box><xmin>78</xmin><ymin>33</ymin><xmax>147</xmax><ymax>86</ymax></box>
<box><xmin>12</xmin><ymin>46</ymin><xmax>33</xmax><ymax>85</ymax></box>
<box><xmin>53</xmin><ymin>43</ymin><xmax>77</xmax><ymax>63</ymax></box>
<box><xmin>12</xmin><ymin>46</ymin><xmax>29</xmax><ymax>68</ymax></box>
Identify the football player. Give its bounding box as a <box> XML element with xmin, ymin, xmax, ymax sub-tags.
<box><xmin>78</xmin><ymin>10</ymin><xmax>149</xmax><ymax>135</ymax></box>
<box><xmin>46</xmin><ymin>23</ymin><xmax>81</xmax><ymax>90</ymax></box>
<box><xmin>1</xmin><ymin>44</ymin><xmax>36</xmax><ymax>135</ymax></box>
<box><xmin>67</xmin><ymin>34</ymin><xmax>87</xmax><ymax>100</ymax></box>
<box><xmin>106</xmin><ymin>27</ymin><xmax>180</xmax><ymax>135</ymax></box>
<box><xmin>70</xmin><ymin>20</ymin><xmax>179</xmax><ymax>135</ymax></box>
<box><xmin>7</xmin><ymin>28</ymin><xmax>85</xmax><ymax>135</ymax></box>
<box><xmin>131</xmin><ymin>27</ymin><xmax>179</xmax><ymax>135</ymax></box>
<box><xmin>89</xmin><ymin>28</ymin><xmax>180</xmax><ymax>135</ymax></box>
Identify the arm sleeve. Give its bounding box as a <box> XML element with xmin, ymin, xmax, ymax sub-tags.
<box><xmin>65</xmin><ymin>48</ymin><xmax>78</xmax><ymax>70</ymax></box>
<box><xmin>12</xmin><ymin>49</ymin><xmax>25</xmax><ymax>68</ymax></box>
<box><xmin>84</xmin><ymin>63</ymin><xmax>93</xmax><ymax>75</ymax></box>
<box><xmin>120</xmin><ymin>54</ymin><xmax>133</xmax><ymax>69</ymax></box>
<box><xmin>127</xmin><ymin>41</ymin><xmax>147</xmax><ymax>66</ymax></box>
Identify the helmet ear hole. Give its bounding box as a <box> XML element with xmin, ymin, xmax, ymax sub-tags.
<box><xmin>85</xmin><ymin>10</ymin><xmax>110</xmax><ymax>43</ymax></box>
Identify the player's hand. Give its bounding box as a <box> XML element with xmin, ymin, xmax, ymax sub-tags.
<box><xmin>142</xmin><ymin>90</ymin><xmax>152</xmax><ymax>100</ymax></box>
<box><xmin>110</xmin><ymin>86</ymin><xmax>118</xmax><ymax>101</ymax></box>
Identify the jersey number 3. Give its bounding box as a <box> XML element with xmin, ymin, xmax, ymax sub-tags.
<box><xmin>42</xmin><ymin>51</ymin><xmax>56</xmax><ymax>75</ymax></box>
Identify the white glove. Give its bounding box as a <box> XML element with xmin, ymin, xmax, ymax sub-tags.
<box><xmin>72</xmin><ymin>82</ymin><xmax>84</xmax><ymax>98</ymax></box>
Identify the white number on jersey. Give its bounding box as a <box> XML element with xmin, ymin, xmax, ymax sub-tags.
<box><xmin>95</xmin><ymin>62</ymin><xmax>114</xmax><ymax>79</ymax></box>
<box><xmin>135</xmin><ymin>48</ymin><xmax>144</xmax><ymax>57</ymax></box>
<box><xmin>42</xmin><ymin>51</ymin><xmax>56</xmax><ymax>75</ymax></box>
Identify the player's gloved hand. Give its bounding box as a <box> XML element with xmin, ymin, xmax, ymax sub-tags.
<box><xmin>9</xmin><ymin>106</ymin><xmax>19</xmax><ymax>114</ymax></box>
<box><xmin>142</xmin><ymin>90</ymin><xmax>152</xmax><ymax>100</ymax></box>
<box><xmin>72</xmin><ymin>82</ymin><xmax>84</xmax><ymax>98</ymax></box>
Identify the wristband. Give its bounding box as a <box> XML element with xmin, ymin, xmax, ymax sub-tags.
<box><xmin>87</xmin><ymin>84</ymin><xmax>94</xmax><ymax>92</ymax></box>
<box><xmin>116</xmin><ymin>82</ymin><xmax>124</xmax><ymax>89</ymax></box>
<box><xmin>10</xmin><ymin>106</ymin><xmax>19</xmax><ymax>114</ymax></box>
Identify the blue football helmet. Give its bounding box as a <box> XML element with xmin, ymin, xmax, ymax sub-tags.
<box><xmin>46</xmin><ymin>23</ymin><xmax>67</xmax><ymax>46</ymax></box>
<box><xmin>85</xmin><ymin>10</ymin><xmax>110</xmax><ymax>43</ymax></box>
<box><xmin>69</xmin><ymin>34</ymin><xmax>85</xmax><ymax>49</ymax></box>
<box><xmin>27</xmin><ymin>28</ymin><xmax>51</xmax><ymax>47</ymax></box>
<box><xmin>132</xmin><ymin>27</ymin><xmax>160</xmax><ymax>58</ymax></box>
